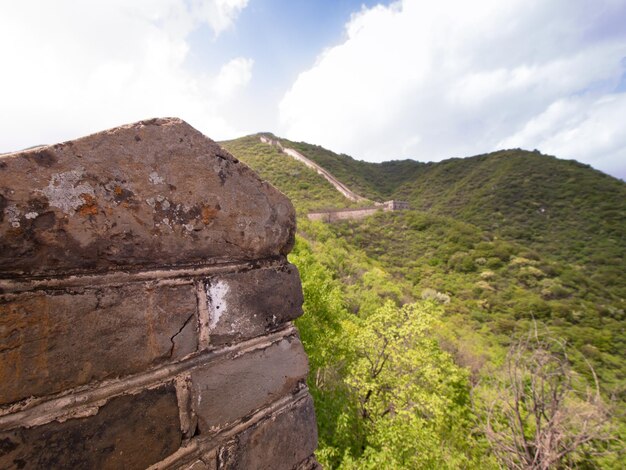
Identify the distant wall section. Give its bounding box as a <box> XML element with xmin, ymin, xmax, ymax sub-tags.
<box><xmin>0</xmin><ymin>119</ymin><xmax>319</xmax><ymax>469</ymax></box>
<box><xmin>259</xmin><ymin>135</ymin><xmax>370</xmax><ymax>203</ymax></box>
<box><xmin>307</xmin><ymin>207</ymin><xmax>381</xmax><ymax>222</ymax></box>
<box><xmin>307</xmin><ymin>200</ymin><xmax>410</xmax><ymax>222</ymax></box>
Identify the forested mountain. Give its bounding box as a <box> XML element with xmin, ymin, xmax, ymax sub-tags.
<box><xmin>396</xmin><ymin>150</ymin><xmax>626</xmax><ymax>288</ymax></box>
<box><xmin>277</xmin><ymin>138</ymin><xmax>625</xmax><ymax>288</ymax></box>
<box><xmin>222</xmin><ymin>135</ymin><xmax>356</xmax><ymax>213</ymax></box>
<box><xmin>274</xmin><ymin>136</ymin><xmax>425</xmax><ymax>201</ymax></box>
<box><xmin>220</xmin><ymin>135</ymin><xmax>626</xmax><ymax>469</ymax></box>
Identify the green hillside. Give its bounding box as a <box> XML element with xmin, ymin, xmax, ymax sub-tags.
<box><xmin>396</xmin><ymin>150</ymin><xmax>626</xmax><ymax>294</ymax></box>
<box><xmin>221</xmin><ymin>135</ymin><xmax>626</xmax><ymax>468</ymax></box>
<box><xmin>330</xmin><ymin>210</ymin><xmax>626</xmax><ymax>389</ymax></box>
<box><xmin>276</xmin><ymin>136</ymin><xmax>425</xmax><ymax>201</ymax></box>
<box><xmin>226</xmin><ymin>137</ymin><xmax>625</xmax><ymax>293</ymax></box>
<box><xmin>220</xmin><ymin>135</ymin><xmax>356</xmax><ymax>214</ymax></box>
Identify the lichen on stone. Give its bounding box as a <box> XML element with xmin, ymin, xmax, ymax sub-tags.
<box><xmin>41</xmin><ymin>169</ymin><xmax>95</xmax><ymax>215</ymax></box>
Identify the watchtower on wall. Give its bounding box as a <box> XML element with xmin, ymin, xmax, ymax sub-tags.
<box><xmin>383</xmin><ymin>200</ymin><xmax>410</xmax><ymax>211</ymax></box>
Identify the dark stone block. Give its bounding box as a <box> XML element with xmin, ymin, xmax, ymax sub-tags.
<box><xmin>204</xmin><ymin>264</ymin><xmax>304</xmax><ymax>345</ymax></box>
<box><xmin>0</xmin><ymin>385</ymin><xmax>182</xmax><ymax>470</ymax></box>
<box><xmin>218</xmin><ymin>395</ymin><xmax>318</xmax><ymax>470</ymax></box>
<box><xmin>0</xmin><ymin>283</ymin><xmax>197</xmax><ymax>405</ymax></box>
<box><xmin>0</xmin><ymin>118</ymin><xmax>295</xmax><ymax>276</ymax></box>
<box><xmin>192</xmin><ymin>336</ymin><xmax>308</xmax><ymax>431</ymax></box>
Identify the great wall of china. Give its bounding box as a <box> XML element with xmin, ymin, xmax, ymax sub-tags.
<box><xmin>0</xmin><ymin>119</ymin><xmax>319</xmax><ymax>469</ymax></box>
<box><xmin>258</xmin><ymin>135</ymin><xmax>409</xmax><ymax>220</ymax></box>
<box><xmin>0</xmin><ymin>122</ymin><xmax>409</xmax><ymax>468</ymax></box>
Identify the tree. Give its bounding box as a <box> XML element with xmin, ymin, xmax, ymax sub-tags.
<box><xmin>343</xmin><ymin>300</ymin><xmax>493</xmax><ymax>469</ymax></box>
<box><xmin>479</xmin><ymin>328</ymin><xmax>618</xmax><ymax>469</ymax></box>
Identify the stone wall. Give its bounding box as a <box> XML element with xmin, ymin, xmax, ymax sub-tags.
<box><xmin>307</xmin><ymin>207</ymin><xmax>381</xmax><ymax>222</ymax></box>
<box><xmin>258</xmin><ymin>136</ymin><xmax>370</xmax><ymax>204</ymax></box>
<box><xmin>307</xmin><ymin>200</ymin><xmax>410</xmax><ymax>223</ymax></box>
<box><xmin>0</xmin><ymin>118</ymin><xmax>319</xmax><ymax>469</ymax></box>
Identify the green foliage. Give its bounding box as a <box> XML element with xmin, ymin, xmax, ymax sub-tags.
<box><xmin>277</xmin><ymin>137</ymin><xmax>425</xmax><ymax>201</ymax></box>
<box><xmin>329</xmin><ymin>210</ymin><xmax>626</xmax><ymax>397</ymax></box>
<box><xmin>343</xmin><ymin>301</ymin><xmax>492</xmax><ymax>469</ymax></box>
<box><xmin>290</xmin><ymin>238</ymin><xmax>363</xmax><ymax>462</ymax></box>
<box><xmin>397</xmin><ymin>150</ymin><xmax>626</xmax><ymax>299</ymax></box>
<box><xmin>220</xmin><ymin>135</ymin><xmax>354</xmax><ymax>214</ymax></box>
<box><xmin>291</xmin><ymin>235</ymin><xmax>494</xmax><ymax>468</ymax></box>
<box><xmin>222</xmin><ymin>134</ymin><xmax>626</xmax><ymax>468</ymax></box>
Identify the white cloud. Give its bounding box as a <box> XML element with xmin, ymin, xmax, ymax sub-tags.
<box><xmin>279</xmin><ymin>0</ymin><xmax>626</xmax><ymax>178</ymax></box>
<box><xmin>190</xmin><ymin>0</ymin><xmax>249</xmax><ymax>37</ymax></box>
<box><xmin>0</xmin><ymin>0</ymin><xmax>250</xmax><ymax>152</ymax></box>
<box><xmin>499</xmin><ymin>94</ymin><xmax>626</xmax><ymax>178</ymax></box>
<box><xmin>213</xmin><ymin>57</ymin><xmax>254</xmax><ymax>100</ymax></box>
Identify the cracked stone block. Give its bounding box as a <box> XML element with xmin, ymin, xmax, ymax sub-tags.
<box><xmin>0</xmin><ymin>118</ymin><xmax>295</xmax><ymax>276</ymax></box>
<box><xmin>191</xmin><ymin>335</ymin><xmax>308</xmax><ymax>431</ymax></box>
<box><xmin>0</xmin><ymin>283</ymin><xmax>197</xmax><ymax>405</ymax></box>
<box><xmin>295</xmin><ymin>456</ymin><xmax>324</xmax><ymax>470</ymax></box>
<box><xmin>0</xmin><ymin>118</ymin><xmax>318</xmax><ymax>468</ymax></box>
<box><xmin>183</xmin><ymin>459</ymin><xmax>217</xmax><ymax>470</ymax></box>
<box><xmin>203</xmin><ymin>263</ymin><xmax>304</xmax><ymax>346</ymax></box>
<box><xmin>218</xmin><ymin>395</ymin><xmax>318</xmax><ymax>470</ymax></box>
<box><xmin>0</xmin><ymin>384</ymin><xmax>181</xmax><ymax>470</ymax></box>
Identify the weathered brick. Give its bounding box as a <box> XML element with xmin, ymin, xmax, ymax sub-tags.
<box><xmin>204</xmin><ymin>264</ymin><xmax>304</xmax><ymax>345</ymax></box>
<box><xmin>0</xmin><ymin>283</ymin><xmax>197</xmax><ymax>405</ymax></box>
<box><xmin>0</xmin><ymin>118</ymin><xmax>318</xmax><ymax>469</ymax></box>
<box><xmin>295</xmin><ymin>455</ymin><xmax>323</xmax><ymax>470</ymax></box>
<box><xmin>218</xmin><ymin>395</ymin><xmax>318</xmax><ymax>470</ymax></box>
<box><xmin>0</xmin><ymin>384</ymin><xmax>181</xmax><ymax>470</ymax></box>
<box><xmin>191</xmin><ymin>336</ymin><xmax>308</xmax><ymax>431</ymax></box>
<box><xmin>0</xmin><ymin>118</ymin><xmax>295</xmax><ymax>276</ymax></box>
<box><xmin>181</xmin><ymin>454</ymin><xmax>217</xmax><ymax>470</ymax></box>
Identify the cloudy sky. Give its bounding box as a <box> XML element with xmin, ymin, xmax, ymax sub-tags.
<box><xmin>1</xmin><ymin>0</ymin><xmax>625</xmax><ymax>179</ymax></box>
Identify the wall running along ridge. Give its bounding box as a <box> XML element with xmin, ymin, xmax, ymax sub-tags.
<box><xmin>0</xmin><ymin>118</ymin><xmax>319</xmax><ymax>469</ymax></box>
<box><xmin>307</xmin><ymin>200</ymin><xmax>410</xmax><ymax>223</ymax></box>
<box><xmin>257</xmin><ymin>136</ymin><xmax>409</xmax><ymax>222</ymax></box>
<box><xmin>258</xmin><ymin>135</ymin><xmax>370</xmax><ymax>203</ymax></box>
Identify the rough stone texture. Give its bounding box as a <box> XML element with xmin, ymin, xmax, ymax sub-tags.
<box><xmin>0</xmin><ymin>118</ymin><xmax>295</xmax><ymax>276</ymax></box>
<box><xmin>259</xmin><ymin>136</ymin><xmax>369</xmax><ymax>203</ymax></box>
<box><xmin>307</xmin><ymin>201</ymin><xmax>409</xmax><ymax>222</ymax></box>
<box><xmin>192</xmin><ymin>336</ymin><xmax>308</xmax><ymax>431</ymax></box>
<box><xmin>307</xmin><ymin>207</ymin><xmax>381</xmax><ymax>222</ymax></box>
<box><xmin>0</xmin><ymin>385</ymin><xmax>181</xmax><ymax>470</ymax></box>
<box><xmin>204</xmin><ymin>263</ymin><xmax>304</xmax><ymax>345</ymax></box>
<box><xmin>295</xmin><ymin>455</ymin><xmax>324</xmax><ymax>470</ymax></box>
<box><xmin>0</xmin><ymin>283</ymin><xmax>197</xmax><ymax>405</ymax></box>
<box><xmin>0</xmin><ymin>119</ymin><xmax>317</xmax><ymax>469</ymax></box>
<box><xmin>183</xmin><ymin>458</ymin><xmax>217</xmax><ymax>470</ymax></box>
<box><xmin>218</xmin><ymin>395</ymin><xmax>318</xmax><ymax>470</ymax></box>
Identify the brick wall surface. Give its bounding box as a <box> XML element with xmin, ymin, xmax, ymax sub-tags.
<box><xmin>0</xmin><ymin>118</ymin><xmax>319</xmax><ymax>469</ymax></box>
